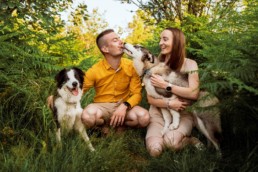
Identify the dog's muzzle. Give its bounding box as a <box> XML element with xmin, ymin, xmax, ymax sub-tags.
<box><xmin>67</xmin><ymin>82</ymin><xmax>79</xmax><ymax>96</ymax></box>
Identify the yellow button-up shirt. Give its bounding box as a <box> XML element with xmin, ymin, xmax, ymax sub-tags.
<box><xmin>83</xmin><ymin>58</ymin><xmax>142</xmax><ymax>107</ymax></box>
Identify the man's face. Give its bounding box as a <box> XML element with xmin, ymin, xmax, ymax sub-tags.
<box><xmin>102</xmin><ymin>32</ymin><xmax>124</xmax><ymax>57</ymax></box>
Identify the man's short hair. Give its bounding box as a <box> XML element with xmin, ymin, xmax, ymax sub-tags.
<box><xmin>96</xmin><ymin>29</ymin><xmax>114</xmax><ymax>50</ymax></box>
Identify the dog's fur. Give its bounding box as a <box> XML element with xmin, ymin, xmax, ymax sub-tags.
<box><xmin>123</xmin><ymin>43</ymin><xmax>221</xmax><ymax>150</ymax></box>
<box><xmin>48</xmin><ymin>67</ymin><xmax>95</xmax><ymax>151</ymax></box>
<box><xmin>124</xmin><ymin>43</ymin><xmax>187</xmax><ymax>134</ymax></box>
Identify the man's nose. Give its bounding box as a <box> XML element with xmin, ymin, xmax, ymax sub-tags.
<box><xmin>120</xmin><ymin>40</ymin><xmax>124</xmax><ymax>47</ymax></box>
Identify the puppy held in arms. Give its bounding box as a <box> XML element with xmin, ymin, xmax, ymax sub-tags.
<box><xmin>124</xmin><ymin>43</ymin><xmax>186</xmax><ymax>135</ymax></box>
<box><xmin>123</xmin><ymin>43</ymin><xmax>222</xmax><ymax>151</ymax></box>
<box><xmin>48</xmin><ymin>67</ymin><xmax>95</xmax><ymax>151</ymax></box>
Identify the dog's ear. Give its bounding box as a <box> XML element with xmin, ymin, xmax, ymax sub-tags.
<box><xmin>73</xmin><ymin>67</ymin><xmax>85</xmax><ymax>87</ymax></box>
<box><xmin>55</xmin><ymin>68</ymin><xmax>67</xmax><ymax>88</ymax></box>
<box><xmin>149</xmin><ymin>54</ymin><xmax>155</xmax><ymax>63</ymax></box>
<box><xmin>141</xmin><ymin>52</ymin><xmax>155</xmax><ymax>63</ymax></box>
<box><xmin>141</xmin><ymin>53</ymin><xmax>149</xmax><ymax>62</ymax></box>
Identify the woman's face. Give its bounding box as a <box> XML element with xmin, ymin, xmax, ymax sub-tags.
<box><xmin>159</xmin><ymin>30</ymin><xmax>173</xmax><ymax>55</ymax></box>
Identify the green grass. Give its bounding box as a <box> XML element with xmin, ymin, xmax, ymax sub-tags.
<box><xmin>1</xmin><ymin>122</ymin><xmax>258</xmax><ymax>172</ymax></box>
<box><xmin>0</xmin><ymin>90</ymin><xmax>257</xmax><ymax>172</ymax></box>
<box><xmin>0</xmin><ymin>125</ymin><xmax>222</xmax><ymax>172</ymax></box>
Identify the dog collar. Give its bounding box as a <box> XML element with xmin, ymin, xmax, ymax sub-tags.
<box><xmin>141</xmin><ymin>65</ymin><xmax>156</xmax><ymax>78</ymax></box>
<box><xmin>141</xmin><ymin>69</ymin><xmax>150</xmax><ymax>78</ymax></box>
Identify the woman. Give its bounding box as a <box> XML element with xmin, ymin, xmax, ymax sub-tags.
<box><xmin>145</xmin><ymin>28</ymin><xmax>203</xmax><ymax>157</ymax></box>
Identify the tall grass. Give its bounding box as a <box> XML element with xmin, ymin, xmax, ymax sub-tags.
<box><xmin>1</xmin><ymin>79</ymin><xmax>257</xmax><ymax>171</ymax></box>
<box><xmin>1</xmin><ymin>125</ymin><xmax>221</xmax><ymax>172</ymax></box>
<box><xmin>0</xmin><ymin>54</ymin><xmax>256</xmax><ymax>172</ymax></box>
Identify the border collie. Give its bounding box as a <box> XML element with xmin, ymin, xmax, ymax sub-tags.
<box><xmin>48</xmin><ymin>67</ymin><xmax>95</xmax><ymax>151</ymax></box>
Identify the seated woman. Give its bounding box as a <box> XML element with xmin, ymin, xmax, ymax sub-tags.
<box><xmin>146</xmin><ymin>27</ymin><xmax>203</xmax><ymax>157</ymax></box>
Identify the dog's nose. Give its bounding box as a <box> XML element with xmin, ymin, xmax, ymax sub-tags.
<box><xmin>72</xmin><ymin>82</ymin><xmax>78</xmax><ymax>87</ymax></box>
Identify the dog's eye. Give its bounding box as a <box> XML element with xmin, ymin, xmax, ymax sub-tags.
<box><xmin>134</xmin><ymin>45</ymin><xmax>143</xmax><ymax>49</ymax></box>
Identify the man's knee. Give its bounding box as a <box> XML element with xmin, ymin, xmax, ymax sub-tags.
<box><xmin>135</xmin><ymin>107</ymin><xmax>150</xmax><ymax>127</ymax></box>
<box><xmin>126</xmin><ymin>106</ymin><xmax>149</xmax><ymax>127</ymax></box>
<box><xmin>81</xmin><ymin>113</ymin><xmax>94</xmax><ymax>128</ymax></box>
<box><xmin>81</xmin><ymin>104</ymin><xmax>98</xmax><ymax>128</ymax></box>
<box><xmin>139</xmin><ymin>111</ymin><xmax>150</xmax><ymax>127</ymax></box>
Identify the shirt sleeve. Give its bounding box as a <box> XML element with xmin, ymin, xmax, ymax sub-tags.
<box><xmin>83</xmin><ymin>67</ymin><xmax>95</xmax><ymax>93</ymax></box>
<box><xmin>126</xmin><ymin>65</ymin><xmax>142</xmax><ymax>107</ymax></box>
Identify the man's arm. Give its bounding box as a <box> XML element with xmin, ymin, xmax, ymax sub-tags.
<box><xmin>83</xmin><ymin>68</ymin><xmax>95</xmax><ymax>93</ymax></box>
<box><xmin>126</xmin><ymin>66</ymin><xmax>142</xmax><ymax>107</ymax></box>
<box><xmin>110</xmin><ymin>65</ymin><xmax>142</xmax><ymax>127</ymax></box>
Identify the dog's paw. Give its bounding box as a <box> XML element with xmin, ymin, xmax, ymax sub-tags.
<box><xmin>89</xmin><ymin>146</ymin><xmax>95</xmax><ymax>152</ymax></box>
<box><xmin>194</xmin><ymin>142</ymin><xmax>206</xmax><ymax>151</ymax></box>
<box><xmin>47</xmin><ymin>95</ymin><xmax>54</xmax><ymax>109</ymax></box>
<box><xmin>169</xmin><ymin>123</ymin><xmax>179</xmax><ymax>130</ymax></box>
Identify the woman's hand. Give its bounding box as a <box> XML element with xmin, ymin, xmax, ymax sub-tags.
<box><xmin>147</xmin><ymin>95</ymin><xmax>188</xmax><ymax>111</ymax></box>
<box><xmin>168</xmin><ymin>98</ymin><xmax>188</xmax><ymax>111</ymax></box>
<box><xmin>150</xmin><ymin>74</ymin><xmax>168</xmax><ymax>89</ymax></box>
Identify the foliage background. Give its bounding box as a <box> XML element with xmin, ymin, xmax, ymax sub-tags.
<box><xmin>0</xmin><ymin>0</ymin><xmax>257</xmax><ymax>171</ymax></box>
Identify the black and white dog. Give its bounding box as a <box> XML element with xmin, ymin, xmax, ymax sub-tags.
<box><xmin>48</xmin><ymin>67</ymin><xmax>95</xmax><ymax>151</ymax></box>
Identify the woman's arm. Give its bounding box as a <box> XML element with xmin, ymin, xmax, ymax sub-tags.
<box><xmin>147</xmin><ymin>95</ymin><xmax>188</xmax><ymax>111</ymax></box>
<box><xmin>150</xmin><ymin>59</ymin><xmax>200</xmax><ymax>100</ymax></box>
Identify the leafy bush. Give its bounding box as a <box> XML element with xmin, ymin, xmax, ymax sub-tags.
<box><xmin>192</xmin><ymin>1</ymin><xmax>258</xmax><ymax>171</ymax></box>
<box><xmin>1</xmin><ymin>1</ymin><xmax>257</xmax><ymax>171</ymax></box>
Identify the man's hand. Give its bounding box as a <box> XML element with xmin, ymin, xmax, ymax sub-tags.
<box><xmin>110</xmin><ymin>103</ymin><xmax>128</xmax><ymax>127</ymax></box>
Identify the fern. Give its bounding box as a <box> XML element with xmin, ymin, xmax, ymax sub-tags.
<box><xmin>192</xmin><ymin>0</ymin><xmax>258</xmax><ymax>155</ymax></box>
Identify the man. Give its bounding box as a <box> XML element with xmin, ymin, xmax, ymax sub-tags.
<box><xmin>81</xmin><ymin>29</ymin><xmax>150</xmax><ymax>131</ymax></box>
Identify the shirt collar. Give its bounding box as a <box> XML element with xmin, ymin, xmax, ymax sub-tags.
<box><xmin>103</xmin><ymin>58</ymin><xmax>112</xmax><ymax>70</ymax></box>
<box><xmin>102</xmin><ymin>58</ymin><xmax>124</xmax><ymax>70</ymax></box>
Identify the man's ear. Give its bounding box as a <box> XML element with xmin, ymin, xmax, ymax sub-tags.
<box><xmin>101</xmin><ymin>46</ymin><xmax>109</xmax><ymax>53</ymax></box>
